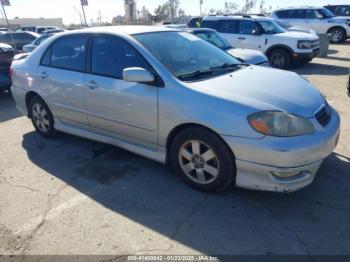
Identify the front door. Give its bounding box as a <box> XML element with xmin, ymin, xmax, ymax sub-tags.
<box><xmin>236</xmin><ymin>20</ymin><xmax>266</xmax><ymax>51</ymax></box>
<box><xmin>84</xmin><ymin>34</ymin><xmax>158</xmax><ymax>149</ymax></box>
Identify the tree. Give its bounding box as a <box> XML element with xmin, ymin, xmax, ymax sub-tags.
<box><xmin>242</xmin><ymin>0</ymin><xmax>257</xmax><ymax>14</ymax></box>
<box><xmin>224</xmin><ymin>1</ymin><xmax>238</xmax><ymax>14</ymax></box>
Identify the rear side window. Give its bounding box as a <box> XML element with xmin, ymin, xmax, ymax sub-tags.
<box><xmin>218</xmin><ymin>20</ymin><xmax>238</xmax><ymax>33</ymax></box>
<box><xmin>91</xmin><ymin>35</ymin><xmax>150</xmax><ymax>79</ymax></box>
<box><xmin>42</xmin><ymin>36</ymin><xmax>88</xmax><ymax>72</ymax></box>
<box><xmin>201</xmin><ymin>20</ymin><xmax>219</xmax><ymax>31</ymax></box>
<box><xmin>275</xmin><ymin>10</ymin><xmax>289</xmax><ymax>18</ymax></box>
<box><xmin>239</xmin><ymin>21</ymin><xmax>259</xmax><ymax>34</ymax></box>
<box><xmin>288</xmin><ymin>9</ymin><xmax>306</xmax><ymax>19</ymax></box>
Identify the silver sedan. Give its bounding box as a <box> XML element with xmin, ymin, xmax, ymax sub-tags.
<box><xmin>11</xmin><ymin>26</ymin><xmax>340</xmax><ymax>193</ymax></box>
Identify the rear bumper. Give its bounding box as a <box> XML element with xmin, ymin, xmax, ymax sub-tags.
<box><xmin>222</xmin><ymin>107</ymin><xmax>340</xmax><ymax>192</ymax></box>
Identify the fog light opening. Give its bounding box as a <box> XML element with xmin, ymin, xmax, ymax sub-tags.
<box><xmin>271</xmin><ymin>170</ymin><xmax>311</xmax><ymax>179</ymax></box>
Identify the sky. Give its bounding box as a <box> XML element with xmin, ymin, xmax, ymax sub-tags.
<box><xmin>1</xmin><ymin>0</ymin><xmax>349</xmax><ymax>25</ymax></box>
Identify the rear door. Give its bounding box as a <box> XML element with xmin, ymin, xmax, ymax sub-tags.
<box><xmin>36</xmin><ymin>35</ymin><xmax>89</xmax><ymax>129</ymax></box>
<box><xmin>216</xmin><ymin>19</ymin><xmax>240</xmax><ymax>47</ymax></box>
<box><xmin>84</xmin><ymin>34</ymin><xmax>158</xmax><ymax>149</ymax></box>
<box><xmin>285</xmin><ymin>9</ymin><xmax>306</xmax><ymax>28</ymax></box>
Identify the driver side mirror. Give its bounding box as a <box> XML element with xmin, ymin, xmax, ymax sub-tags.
<box><xmin>123</xmin><ymin>67</ymin><xmax>155</xmax><ymax>83</ymax></box>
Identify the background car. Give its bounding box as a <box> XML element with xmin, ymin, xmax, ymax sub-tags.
<box><xmin>185</xmin><ymin>28</ymin><xmax>270</xmax><ymax>66</ymax></box>
<box><xmin>324</xmin><ymin>5</ymin><xmax>350</xmax><ymax>17</ymax></box>
<box><xmin>201</xmin><ymin>15</ymin><xmax>320</xmax><ymax>69</ymax></box>
<box><xmin>16</xmin><ymin>26</ymin><xmax>61</xmax><ymax>35</ymax></box>
<box><xmin>0</xmin><ymin>43</ymin><xmax>14</xmax><ymax>93</ymax></box>
<box><xmin>271</xmin><ymin>7</ymin><xmax>350</xmax><ymax>43</ymax></box>
<box><xmin>273</xmin><ymin>18</ymin><xmax>317</xmax><ymax>35</ymax></box>
<box><xmin>0</xmin><ymin>31</ymin><xmax>39</xmax><ymax>51</ymax></box>
<box><xmin>23</xmin><ymin>33</ymin><xmax>54</xmax><ymax>53</ymax></box>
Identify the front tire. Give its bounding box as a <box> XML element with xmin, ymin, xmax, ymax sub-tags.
<box><xmin>328</xmin><ymin>27</ymin><xmax>346</xmax><ymax>43</ymax></box>
<box><xmin>29</xmin><ymin>96</ymin><xmax>57</xmax><ymax>138</ymax></box>
<box><xmin>170</xmin><ymin>127</ymin><xmax>236</xmax><ymax>193</ymax></box>
<box><xmin>268</xmin><ymin>49</ymin><xmax>292</xmax><ymax>69</ymax></box>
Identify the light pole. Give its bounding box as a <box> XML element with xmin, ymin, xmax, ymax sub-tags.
<box><xmin>199</xmin><ymin>0</ymin><xmax>203</xmax><ymax>16</ymax></box>
<box><xmin>80</xmin><ymin>0</ymin><xmax>88</xmax><ymax>27</ymax></box>
<box><xmin>0</xmin><ymin>0</ymin><xmax>16</xmax><ymax>51</ymax></box>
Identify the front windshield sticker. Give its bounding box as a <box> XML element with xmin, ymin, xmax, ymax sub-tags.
<box><xmin>179</xmin><ymin>32</ymin><xmax>201</xmax><ymax>42</ymax></box>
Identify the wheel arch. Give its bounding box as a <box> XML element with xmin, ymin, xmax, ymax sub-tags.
<box><xmin>265</xmin><ymin>44</ymin><xmax>294</xmax><ymax>57</ymax></box>
<box><xmin>25</xmin><ymin>91</ymin><xmax>41</xmax><ymax>117</ymax></box>
<box><xmin>165</xmin><ymin>123</ymin><xmax>236</xmax><ymax>164</ymax></box>
<box><xmin>327</xmin><ymin>26</ymin><xmax>346</xmax><ymax>34</ymax></box>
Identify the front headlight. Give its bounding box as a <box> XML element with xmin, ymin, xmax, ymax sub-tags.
<box><xmin>298</xmin><ymin>40</ymin><xmax>313</xmax><ymax>49</ymax></box>
<box><xmin>248</xmin><ymin>111</ymin><xmax>315</xmax><ymax>137</ymax></box>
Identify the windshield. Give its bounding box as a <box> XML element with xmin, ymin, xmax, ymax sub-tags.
<box><xmin>318</xmin><ymin>8</ymin><xmax>335</xmax><ymax>18</ymax></box>
<box><xmin>258</xmin><ymin>20</ymin><xmax>286</xmax><ymax>34</ymax></box>
<box><xmin>134</xmin><ymin>31</ymin><xmax>241</xmax><ymax>81</ymax></box>
<box><xmin>274</xmin><ymin>19</ymin><xmax>292</xmax><ymax>29</ymax></box>
<box><xmin>193</xmin><ymin>30</ymin><xmax>232</xmax><ymax>50</ymax></box>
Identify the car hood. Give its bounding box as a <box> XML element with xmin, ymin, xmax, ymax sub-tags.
<box><xmin>329</xmin><ymin>16</ymin><xmax>350</xmax><ymax>23</ymax></box>
<box><xmin>288</xmin><ymin>27</ymin><xmax>318</xmax><ymax>36</ymax></box>
<box><xmin>275</xmin><ymin>31</ymin><xmax>319</xmax><ymax>40</ymax></box>
<box><xmin>186</xmin><ymin>66</ymin><xmax>323</xmax><ymax>117</ymax></box>
<box><xmin>227</xmin><ymin>48</ymin><xmax>268</xmax><ymax>65</ymax></box>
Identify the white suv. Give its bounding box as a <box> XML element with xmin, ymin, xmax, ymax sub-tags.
<box><xmin>271</xmin><ymin>7</ymin><xmax>350</xmax><ymax>43</ymax></box>
<box><xmin>201</xmin><ymin>15</ymin><xmax>320</xmax><ymax>69</ymax></box>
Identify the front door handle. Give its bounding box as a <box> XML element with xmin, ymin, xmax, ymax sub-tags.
<box><xmin>86</xmin><ymin>80</ymin><xmax>99</xmax><ymax>90</ymax></box>
<box><xmin>238</xmin><ymin>37</ymin><xmax>246</xmax><ymax>40</ymax></box>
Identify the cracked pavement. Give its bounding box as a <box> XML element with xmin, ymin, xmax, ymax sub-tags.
<box><xmin>0</xmin><ymin>42</ymin><xmax>350</xmax><ymax>256</ymax></box>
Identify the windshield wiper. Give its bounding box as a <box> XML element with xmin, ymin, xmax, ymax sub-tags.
<box><xmin>210</xmin><ymin>63</ymin><xmax>248</xmax><ymax>70</ymax></box>
<box><xmin>178</xmin><ymin>63</ymin><xmax>247</xmax><ymax>81</ymax></box>
<box><xmin>178</xmin><ymin>69</ymin><xmax>215</xmax><ymax>80</ymax></box>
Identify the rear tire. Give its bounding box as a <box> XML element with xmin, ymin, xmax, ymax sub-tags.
<box><xmin>328</xmin><ymin>27</ymin><xmax>346</xmax><ymax>43</ymax></box>
<box><xmin>170</xmin><ymin>127</ymin><xmax>236</xmax><ymax>193</ymax></box>
<box><xmin>268</xmin><ymin>48</ymin><xmax>292</xmax><ymax>69</ymax></box>
<box><xmin>29</xmin><ymin>96</ymin><xmax>57</xmax><ymax>138</ymax></box>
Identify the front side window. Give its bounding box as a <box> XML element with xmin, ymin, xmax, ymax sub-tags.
<box><xmin>239</xmin><ymin>21</ymin><xmax>259</xmax><ymax>35</ymax></box>
<box><xmin>44</xmin><ymin>36</ymin><xmax>88</xmax><ymax>71</ymax></box>
<box><xmin>317</xmin><ymin>8</ymin><xmax>335</xmax><ymax>18</ymax></box>
<box><xmin>305</xmin><ymin>10</ymin><xmax>323</xmax><ymax>19</ymax></box>
<box><xmin>193</xmin><ymin>31</ymin><xmax>232</xmax><ymax>50</ymax></box>
<box><xmin>134</xmin><ymin>32</ymin><xmax>241</xmax><ymax>82</ymax></box>
<box><xmin>91</xmin><ymin>35</ymin><xmax>150</xmax><ymax>79</ymax></box>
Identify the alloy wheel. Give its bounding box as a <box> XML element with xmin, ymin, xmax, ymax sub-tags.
<box><xmin>32</xmin><ymin>102</ymin><xmax>50</xmax><ymax>133</ymax></box>
<box><xmin>178</xmin><ymin>140</ymin><xmax>220</xmax><ymax>185</ymax></box>
<box><xmin>331</xmin><ymin>29</ymin><xmax>343</xmax><ymax>43</ymax></box>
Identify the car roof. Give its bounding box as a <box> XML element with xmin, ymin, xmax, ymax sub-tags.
<box><xmin>184</xmin><ymin>28</ymin><xmax>216</xmax><ymax>33</ymax></box>
<box><xmin>274</xmin><ymin>6</ymin><xmax>325</xmax><ymax>11</ymax></box>
<box><xmin>202</xmin><ymin>15</ymin><xmax>271</xmax><ymax>22</ymax></box>
<box><xmin>60</xmin><ymin>26</ymin><xmax>178</xmax><ymax>36</ymax></box>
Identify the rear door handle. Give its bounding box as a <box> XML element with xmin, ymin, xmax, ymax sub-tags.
<box><xmin>39</xmin><ymin>71</ymin><xmax>48</xmax><ymax>79</ymax></box>
<box><xmin>86</xmin><ymin>80</ymin><xmax>99</xmax><ymax>90</ymax></box>
<box><xmin>238</xmin><ymin>37</ymin><xmax>246</xmax><ymax>40</ymax></box>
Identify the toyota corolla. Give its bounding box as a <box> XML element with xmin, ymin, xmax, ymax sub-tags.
<box><xmin>11</xmin><ymin>26</ymin><xmax>340</xmax><ymax>193</ymax></box>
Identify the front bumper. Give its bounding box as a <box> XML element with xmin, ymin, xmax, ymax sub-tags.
<box><xmin>293</xmin><ymin>49</ymin><xmax>320</xmax><ymax>63</ymax></box>
<box><xmin>222</xmin><ymin>107</ymin><xmax>340</xmax><ymax>193</ymax></box>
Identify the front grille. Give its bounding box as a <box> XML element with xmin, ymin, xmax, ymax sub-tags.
<box><xmin>315</xmin><ymin>104</ymin><xmax>331</xmax><ymax>127</ymax></box>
